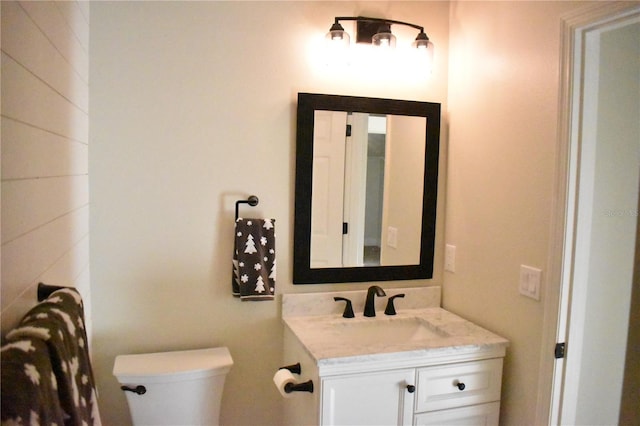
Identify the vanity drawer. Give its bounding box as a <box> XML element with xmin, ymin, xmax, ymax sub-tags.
<box><xmin>415</xmin><ymin>358</ymin><xmax>503</xmax><ymax>412</ymax></box>
<box><xmin>413</xmin><ymin>401</ymin><xmax>500</xmax><ymax>425</ymax></box>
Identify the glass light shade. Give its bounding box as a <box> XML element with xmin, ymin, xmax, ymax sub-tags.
<box><xmin>324</xmin><ymin>23</ymin><xmax>351</xmax><ymax>67</ymax></box>
<box><xmin>326</xmin><ymin>22</ymin><xmax>350</xmax><ymax>48</ymax></box>
<box><xmin>371</xmin><ymin>24</ymin><xmax>396</xmax><ymax>48</ymax></box>
<box><xmin>413</xmin><ymin>32</ymin><xmax>434</xmax><ymax>64</ymax></box>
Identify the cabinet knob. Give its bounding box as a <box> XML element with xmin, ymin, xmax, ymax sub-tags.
<box><xmin>406</xmin><ymin>384</ymin><xmax>416</xmax><ymax>393</ymax></box>
<box><xmin>454</xmin><ymin>381</ymin><xmax>466</xmax><ymax>391</ymax></box>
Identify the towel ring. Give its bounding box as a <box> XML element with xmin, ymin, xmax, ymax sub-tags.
<box><xmin>235</xmin><ymin>195</ymin><xmax>259</xmax><ymax>221</ymax></box>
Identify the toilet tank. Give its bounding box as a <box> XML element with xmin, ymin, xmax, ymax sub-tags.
<box><xmin>113</xmin><ymin>347</ymin><xmax>233</xmax><ymax>426</ymax></box>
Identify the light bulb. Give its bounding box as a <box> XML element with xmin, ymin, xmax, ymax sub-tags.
<box><xmin>371</xmin><ymin>24</ymin><xmax>396</xmax><ymax>48</ymax></box>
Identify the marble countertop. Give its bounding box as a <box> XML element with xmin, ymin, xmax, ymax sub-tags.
<box><xmin>282</xmin><ymin>287</ymin><xmax>509</xmax><ymax>372</ymax></box>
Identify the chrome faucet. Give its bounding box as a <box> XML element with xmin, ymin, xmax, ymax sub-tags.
<box><xmin>364</xmin><ymin>285</ymin><xmax>386</xmax><ymax>317</ymax></box>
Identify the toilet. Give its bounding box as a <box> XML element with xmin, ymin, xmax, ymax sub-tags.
<box><xmin>113</xmin><ymin>347</ymin><xmax>233</xmax><ymax>426</ymax></box>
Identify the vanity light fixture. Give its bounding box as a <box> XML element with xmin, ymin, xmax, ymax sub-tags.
<box><xmin>326</xmin><ymin>16</ymin><xmax>434</xmax><ymax>57</ymax></box>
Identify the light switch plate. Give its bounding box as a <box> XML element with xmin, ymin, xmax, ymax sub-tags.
<box><xmin>387</xmin><ymin>227</ymin><xmax>398</xmax><ymax>248</ymax></box>
<box><xmin>519</xmin><ymin>265</ymin><xmax>542</xmax><ymax>300</ymax></box>
<box><xmin>445</xmin><ymin>244</ymin><xmax>456</xmax><ymax>273</ymax></box>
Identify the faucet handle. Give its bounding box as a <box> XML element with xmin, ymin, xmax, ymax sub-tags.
<box><xmin>334</xmin><ymin>297</ymin><xmax>355</xmax><ymax>318</ymax></box>
<box><xmin>384</xmin><ymin>294</ymin><xmax>405</xmax><ymax>315</ymax></box>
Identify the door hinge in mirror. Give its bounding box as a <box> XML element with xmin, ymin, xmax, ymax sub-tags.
<box><xmin>343</xmin><ymin>222</ymin><xmax>348</xmax><ymax>235</ymax></box>
<box><xmin>346</xmin><ymin>124</ymin><xmax>352</xmax><ymax>137</ymax></box>
<box><xmin>555</xmin><ymin>342</ymin><xmax>565</xmax><ymax>359</ymax></box>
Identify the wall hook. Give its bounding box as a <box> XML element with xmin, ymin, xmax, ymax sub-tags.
<box><xmin>235</xmin><ymin>195</ymin><xmax>259</xmax><ymax>221</ymax></box>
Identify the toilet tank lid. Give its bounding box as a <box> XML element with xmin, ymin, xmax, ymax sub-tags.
<box><xmin>113</xmin><ymin>347</ymin><xmax>233</xmax><ymax>382</ymax></box>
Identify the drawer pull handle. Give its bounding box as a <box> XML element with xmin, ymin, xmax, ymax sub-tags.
<box><xmin>454</xmin><ymin>381</ymin><xmax>466</xmax><ymax>391</ymax></box>
<box><xmin>406</xmin><ymin>385</ymin><xmax>416</xmax><ymax>393</ymax></box>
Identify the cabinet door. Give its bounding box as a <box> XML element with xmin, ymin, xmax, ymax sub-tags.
<box><xmin>413</xmin><ymin>401</ymin><xmax>500</xmax><ymax>426</ymax></box>
<box><xmin>321</xmin><ymin>369</ymin><xmax>415</xmax><ymax>426</ymax></box>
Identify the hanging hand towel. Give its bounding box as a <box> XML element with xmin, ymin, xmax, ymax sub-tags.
<box><xmin>4</xmin><ymin>288</ymin><xmax>102</xmax><ymax>425</ymax></box>
<box><xmin>232</xmin><ymin>218</ymin><xmax>276</xmax><ymax>300</ymax></box>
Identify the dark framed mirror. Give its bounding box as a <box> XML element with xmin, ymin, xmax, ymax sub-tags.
<box><xmin>293</xmin><ymin>93</ymin><xmax>441</xmax><ymax>284</ymax></box>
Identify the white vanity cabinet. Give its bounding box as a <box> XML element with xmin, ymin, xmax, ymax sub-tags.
<box><xmin>281</xmin><ymin>289</ymin><xmax>508</xmax><ymax>426</ymax></box>
<box><xmin>316</xmin><ymin>357</ymin><xmax>503</xmax><ymax>426</ymax></box>
<box><xmin>283</xmin><ymin>320</ymin><xmax>506</xmax><ymax>426</ymax></box>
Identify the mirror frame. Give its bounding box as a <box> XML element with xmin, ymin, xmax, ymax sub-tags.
<box><xmin>293</xmin><ymin>93</ymin><xmax>441</xmax><ymax>284</ymax></box>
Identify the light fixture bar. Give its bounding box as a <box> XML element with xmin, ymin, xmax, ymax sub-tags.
<box><xmin>324</xmin><ymin>15</ymin><xmax>435</xmax><ymax>71</ymax></box>
<box><xmin>333</xmin><ymin>16</ymin><xmax>424</xmax><ymax>33</ymax></box>
<box><xmin>327</xmin><ymin>16</ymin><xmax>432</xmax><ymax>51</ymax></box>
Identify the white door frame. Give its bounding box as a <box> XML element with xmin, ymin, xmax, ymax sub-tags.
<box><xmin>535</xmin><ymin>2</ymin><xmax>640</xmax><ymax>424</ymax></box>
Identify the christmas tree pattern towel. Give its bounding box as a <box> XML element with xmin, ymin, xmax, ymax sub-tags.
<box><xmin>2</xmin><ymin>288</ymin><xmax>101</xmax><ymax>425</ymax></box>
<box><xmin>232</xmin><ymin>218</ymin><xmax>276</xmax><ymax>300</ymax></box>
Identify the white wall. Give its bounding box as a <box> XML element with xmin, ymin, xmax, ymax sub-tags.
<box><xmin>89</xmin><ymin>2</ymin><xmax>449</xmax><ymax>425</ymax></box>
<box><xmin>1</xmin><ymin>1</ymin><xmax>91</xmax><ymax>338</ymax></box>
<box><xmin>445</xmin><ymin>1</ymin><xmax>593</xmax><ymax>424</ymax></box>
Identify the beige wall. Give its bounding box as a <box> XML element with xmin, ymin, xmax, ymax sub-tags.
<box><xmin>89</xmin><ymin>2</ymin><xmax>449</xmax><ymax>425</ymax></box>
<box><xmin>445</xmin><ymin>1</ymin><xmax>592</xmax><ymax>424</ymax></box>
<box><xmin>1</xmin><ymin>1</ymin><xmax>91</xmax><ymax>337</ymax></box>
<box><xmin>381</xmin><ymin>115</ymin><xmax>426</xmax><ymax>266</ymax></box>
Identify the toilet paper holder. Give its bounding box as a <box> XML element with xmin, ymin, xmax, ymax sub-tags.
<box><xmin>284</xmin><ymin>380</ymin><xmax>314</xmax><ymax>394</ymax></box>
<box><xmin>279</xmin><ymin>362</ymin><xmax>301</xmax><ymax>374</ymax></box>
<box><xmin>278</xmin><ymin>363</ymin><xmax>314</xmax><ymax>394</ymax></box>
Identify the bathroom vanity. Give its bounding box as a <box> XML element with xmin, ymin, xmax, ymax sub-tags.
<box><xmin>281</xmin><ymin>287</ymin><xmax>508</xmax><ymax>425</ymax></box>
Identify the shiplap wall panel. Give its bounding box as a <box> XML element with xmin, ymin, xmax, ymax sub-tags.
<box><xmin>18</xmin><ymin>1</ymin><xmax>89</xmax><ymax>82</ymax></box>
<box><xmin>1</xmin><ymin>206</ymin><xmax>89</xmax><ymax>310</ymax></box>
<box><xmin>41</xmin><ymin>235</ymin><xmax>90</xmax><ymax>286</ymax></box>
<box><xmin>1</xmin><ymin>118</ymin><xmax>88</xmax><ymax>179</ymax></box>
<box><xmin>77</xmin><ymin>1</ymin><xmax>90</xmax><ymax>24</ymax></box>
<box><xmin>0</xmin><ymin>244</ymin><xmax>90</xmax><ymax>343</ymax></box>
<box><xmin>2</xmin><ymin>1</ymin><xmax>89</xmax><ymax>112</ymax></box>
<box><xmin>2</xmin><ymin>176</ymin><xmax>89</xmax><ymax>243</ymax></box>
<box><xmin>2</xmin><ymin>235</ymin><xmax>91</xmax><ymax>335</ymax></box>
<box><xmin>2</xmin><ymin>248</ymin><xmax>92</xmax><ymax>342</ymax></box>
<box><xmin>2</xmin><ymin>53</ymin><xmax>88</xmax><ymax>142</ymax></box>
<box><xmin>1</xmin><ymin>1</ymin><xmax>90</xmax><ymax>337</ymax></box>
<box><xmin>55</xmin><ymin>1</ymin><xmax>90</xmax><ymax>54</ymax></box>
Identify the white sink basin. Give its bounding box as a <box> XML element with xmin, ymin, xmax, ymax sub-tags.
<box><xmin>325</xmin><ymin>317</ymin><xmax>448</xmax><ymax>346</ymax></box>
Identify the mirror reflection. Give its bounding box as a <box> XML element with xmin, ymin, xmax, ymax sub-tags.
<box><xmin>311</xmin><ymin>111</ymin><xmax>426</xmax><ymax>268</ymax></box>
